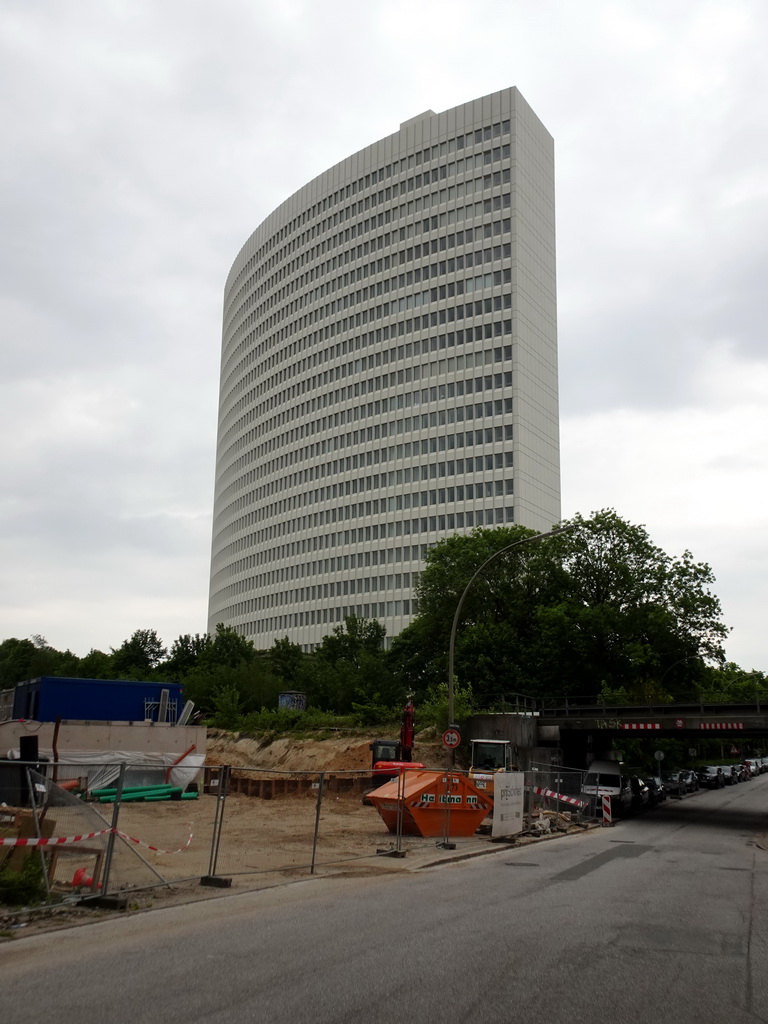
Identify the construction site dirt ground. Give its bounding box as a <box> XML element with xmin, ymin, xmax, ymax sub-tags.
<box><xmin>1</xmin><ymin>732</ymin><xmax>593</xmax><ymax>937</ymax></box>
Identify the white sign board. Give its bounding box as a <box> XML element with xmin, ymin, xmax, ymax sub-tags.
<box><xmin>492</xmin><ymin>771</ymin><xmax>525</xmax><ymax>839</ymax></box>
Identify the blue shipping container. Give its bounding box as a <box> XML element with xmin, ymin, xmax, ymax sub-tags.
<box><xmin>12</xmin><ymin>677</ymin><xmax>184</xmax><ymax>724</ymax></box>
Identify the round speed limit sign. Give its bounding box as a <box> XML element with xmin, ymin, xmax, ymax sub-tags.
<box><xmin>442</xmin><ymin>728</ymin><xmax>461</xmax><ymax>748</ymax></box>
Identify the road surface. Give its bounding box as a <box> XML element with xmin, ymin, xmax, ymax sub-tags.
<box><xmin>3</xmin><ymin>774</ymin><xmax>767</xmax><ymax>1023</ymax></box>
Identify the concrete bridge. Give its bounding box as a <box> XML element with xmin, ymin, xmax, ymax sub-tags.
<box><xmin>537</xmin><ymin>699</ymin><xmax>768</xmax><ymax>738</ymax></box>
<box><xmin>468</xmin><ymin>698</ymin><xmax>768</xmax><ymax>768</ymax></box>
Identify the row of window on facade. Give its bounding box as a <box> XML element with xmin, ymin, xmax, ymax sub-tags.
<box><xmin>237</xmin><ymin>119</ymin><xmax>512</xmax><ymax>287</ymax></box>
<box><xmin>222</xmin><ymin>315</ymin><xmax>515</xmax><ymax>451</ymax></box>
<box><xmin>214</xmin><ymin>499</ymin><xmax>517</xmax><ymax>570</ymax></box>
<box><xmin>229</xmin><ymin>171</ymin><xmax>512</xmax><ymax>338</ymax></box>
<box><xmin>219</xmin><ymin>415</ymin><xmax>515</xmax><ymax>517</ymax></box>
<box><xmin>242</xmin><ymin>600</ymin><xmax>413</xmax><ymax>638</ymax></box>
<box><xmin>216</xmin><ymin>501</ymin><xmax>517</xmax><ymax>625</ymax></box>
<box><xmin>241</xmin><ymin>232</ymin><xmax>514</xmax><ymax>344</ymax></box>
<box><xmin>222</xmin><ymin>469</ymin><xmax>516</xmax><ymax>542</ymax></box>
<box><xmin>219</xmin><ymin>420</ymin><xmax>516</xmax><ymax>533</ymax></box>
<box><xmin>222</xmin><ymin>396</ymin><xmax>516</xmax><ymax>497</ymax></box>
<box><xmin>237</xmin><ymin>187</ymin><xmax>513</xmax><ymax>328</ymax></box>
<box><xmin>228</xmin><ymin>361</ymin><xmax>514</xmax><ymax>451</ymax></box>
<box><xmin>222</xmin><ymin>423</ymin><xmax>513</xmax><ymax>510</ymax></box>
<box><xmin>230</xmin><ymin>207</ymin><xmax>513</xmax><ymax>346</ymax></box>
<box><xmin>224</xmin><ymin>241</ymin><xmax>515</xmax><ymax>384</ymax></box>
<box><xmin>224</xmin><ymin>309</ymin><xmax>513</xmax><ymax>445</ymax></box>
<box><xmin>241</xmin><ymin>227</ymin><xmax>511</xmax><ymax>339</ymax></box>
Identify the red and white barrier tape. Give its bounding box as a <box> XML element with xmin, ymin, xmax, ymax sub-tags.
<box><xmin>0</xmin><ymin>829</ymin><xmax>111</xmax><ymax>847</ymax></box>
<box><xmin>115</xmin><ymin>824</ymin><xmax>193</xmax><ymax>855</ymax></box>
<box><xmin>532</xmin><ymin>786</ymin><xmax>587</xmax><ymax>808</ymax></box>
<box><xmin>0</xmin><ymin>824</ymin><xmax>193</xmax><ymax>854</ymax></box>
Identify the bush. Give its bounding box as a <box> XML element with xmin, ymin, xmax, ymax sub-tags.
<box><xmin>0</xmin><ymin>855</ymin><xmax>48</xmax><ymax>907</ymax></box>
<box><xmin>417</xmin><ymin>680</ymin><xmax>475</xmax><ymax>731</ymax></box>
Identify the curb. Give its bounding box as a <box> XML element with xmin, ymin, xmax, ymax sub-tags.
<box><xmin>415</xmin><ymin>820</ymin><xmax>600</xmax><ymax>870</ymax></box>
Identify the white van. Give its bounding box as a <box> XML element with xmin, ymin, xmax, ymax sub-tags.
<box><xmin>582</xmin><ymin>759</ymin><xmax>633</xmax><ymax>817</ymax></box>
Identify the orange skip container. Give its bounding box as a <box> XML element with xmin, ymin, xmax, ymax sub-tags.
<box><xmin>367</xmin><ymin>770</ymin><xmax>491</xmax><ymax>838</ymax></box>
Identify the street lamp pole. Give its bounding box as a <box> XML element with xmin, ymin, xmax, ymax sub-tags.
<box><xmin>447</xmin><ymin>524</ymin><xmax>575</xmax><ymax>725</ymax></box>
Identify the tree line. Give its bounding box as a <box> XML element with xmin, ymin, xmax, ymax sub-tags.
<box><xmin>1</xmin><ymin>511</ymin><xmax>765</xmax><ymax>729</ymax></box>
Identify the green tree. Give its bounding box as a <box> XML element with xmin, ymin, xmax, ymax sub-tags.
<box><xmin>541</xmin><ymin>511</ymin><xmax>727</xmax><ymax>699</ymax></box>
<box><xmin>316</xmin><ymin>615</ymin><xmax>386</xmax><ymax>668</ymax></box>
<box><xmin>308</xmin><ymin>615</ymin><xmax>404</xmax><ymax>713</ymax></box>
<box><xmin>391</xmin><ymin>511</ymin><xmax>729</xmax><ymax>703</ymax></box>
<box><xmin>110</xmin><ymin>629</ymin><xmax>167</xmax><ymax>678</ymax></box>
<box><xmin>163</xmin><ymin>633</ymin><xmax>212</xmax><ymax>678</ymax></box>
<box><xmin>180</xmin><ymin>625</ymin><xmax>276</xmax><ymax>719</ymax></box>
<box><xmin>209</xmin><ymin>684</ymin><xmax>246</xmax><ymax>730</ymax></box>
<box><xmin>199</xmin><ymin>624</ymin><xmax>256</xmax><ymax>670</ymax></box>
<box><xmin>388</xmin><ymin>524</ymin><xmax>549</xmax><ymax>701</ymax></box>
<box><xmin>700</xmin><ymin>662</ymin><xmax>767</xmax><ymax>703</ymax></box>
<box><xmin>269</xmin><ymin>637</ymin><xmax>308</xmax><ymax>689</ymax></box>
<box><xmin>76</xmin><ymin>648</ymin><xmax>115</xmax><ymax>679</ymax></box>
<box><xmin>0</xmin><ymin>635</ymin><xmax>79</xmax><ymax>687</ymax></box>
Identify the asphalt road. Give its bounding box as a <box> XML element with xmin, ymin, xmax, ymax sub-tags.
<box><xmin>3</xmin><ymin>775</ymin><xmax>767</xmax><ymax>1024</ymax></box>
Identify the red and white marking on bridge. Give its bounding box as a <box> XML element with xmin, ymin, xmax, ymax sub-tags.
<box><xmin>699</xmin><ymin>722</ymin><xmax>745</xmax><ymax>730</ymax></box>
<box><xmin>620</xmin><ymin>723</ymin><xmax>661</xmax><ymax>730</ymax></box>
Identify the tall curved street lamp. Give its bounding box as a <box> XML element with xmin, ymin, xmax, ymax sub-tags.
<box><xmin>447</xmin><ymin>524</ymin><xmax>576</xmax><ymax>726</ymax></box>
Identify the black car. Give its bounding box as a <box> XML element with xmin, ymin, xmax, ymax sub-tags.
<box><xmin>698</xmin><ymin>766</ymin><xmax>724</xmax><ymax>789</ymax></box>
<box><xmin>630</xmin><ymin>776</ymin><xmax>651</xmax><ymax>813</ymax></box>
<box><xmin>662</xmin><ymin>770</ymin><xmax>686</xmax><ymax>796</ymax></box>
<box><xmin>720</xmin><ymin>765</ymin><xmax>739</xmax><ymax>785</ymax></box>
<box><xmin>641</xmin><ymin>777</ymin><xmax>666</xmax><ymax>806</ymax></box>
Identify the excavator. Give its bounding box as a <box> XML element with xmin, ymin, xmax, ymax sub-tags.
<box><xmin>369</xmin><ymin>701</ymin><xmax>424</xmax><ymax>786</ymax></box>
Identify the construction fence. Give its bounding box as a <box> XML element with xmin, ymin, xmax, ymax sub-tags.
<box><xmin>0</xmin><ymin>760</ymin><xmax>594</xmax><ymax>904</ymax></box>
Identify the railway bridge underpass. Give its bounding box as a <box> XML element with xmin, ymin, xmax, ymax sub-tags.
<box><xmin>468</xmin><ymin>700</ymin><xmax>768</xmax><ymax>769</ymax></box>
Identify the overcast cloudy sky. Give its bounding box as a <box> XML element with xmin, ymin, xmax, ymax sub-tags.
<box><xmin>1</xmin><ymin>0</ymin><xmax>766</xmax><ymax>670</ymax></box>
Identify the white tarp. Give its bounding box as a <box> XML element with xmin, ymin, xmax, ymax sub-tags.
<box><xmin>5</xmin><ymin>748</ymin><xmax>205</xmax><ymax>793</ymax></box>
<box><xmin>492</xmin><ymin>771</ymin><xmax>526</xmax><ymax>838</ymax></box>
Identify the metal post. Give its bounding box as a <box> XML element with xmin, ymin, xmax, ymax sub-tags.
<box><xmin>101</xmin><ymin>762</ymin><xmax>126</xmax><ymax>896</ymax></box>
<box><xmin>437</xmin><ymin>771</ymin><xmax>456</xmax><ymax>850</ymax></box>
<box><xmin>310</xmin><ymin>772</ymin><xmax>325</xmax><ymax>875</ymax></box>
<box><xmin>208</xmin><ymin>764</ymin><xmax>230</xmax><ymax>878</ymax></box>
<box><xmin>447</xmin><ymin>525</ymin><xmax>573</xmax><ymax>726</ymax></box>
<box><xmin>394</xmin><ymin>767</ymin><xmax>404</xmax><ymax>854</ymax></box>
<box><xmin>199</xmin><ymin>765</ymin><xmax>232</xmax><ymax>888</ymax></box>
<box><xmin>25</xmin><ymin>767</ymin><xmax>51</xmax><ymax>899</ymax></box>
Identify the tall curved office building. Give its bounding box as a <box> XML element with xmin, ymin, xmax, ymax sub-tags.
<box><xmin>209</xmin><ymin>88</ymin><xmax>560</xmax><ymax>650</ymax></box>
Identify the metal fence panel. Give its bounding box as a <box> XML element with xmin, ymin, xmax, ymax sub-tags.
<box><xmin>4</xmin><ymin>762</ymin><xmax>213</xmax><ymax>896</ymax></box>
<box><xmin>14</xmin><ymin>767</ymin><xmax>160</xmax><ymax>897</ymax></box>
<box><xmin>526</xmin><ymin>765</ymin><xmax>591</xmax><ymax>821</ymax></box>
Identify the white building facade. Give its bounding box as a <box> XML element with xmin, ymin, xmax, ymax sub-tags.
<box><xmin>208</xmin><ymin>88</ymin><xmax>560</xmax><ymax>650</ymax></box>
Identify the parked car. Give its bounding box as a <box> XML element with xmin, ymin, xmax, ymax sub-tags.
<box><xmin>642</xmin><ymin>777</ymin><xmax>666</xmax><ymax>805</ymax></box>
<box><xmin>698</xmin><ymin>766</ymin><xmax>724</xmax><ymax>789</ymax></box>
<box><xmin>663</xmin><ymin>770</ymin><xmax>686</xmax><ymax>796</ymax></box>
<box><xmin>630</xmin><ymin>776</ymin><xmax>651</xmax><ymax>813</ymax></box>
<box><xmin>581</xmin><ymin>760</ymin><xmax>634</xmax><ymax>817</ymax></box>
<box><xmin>720</xmin><ymin>765</ymin><xmax>739</xmax><ymax>785</ymax></box>
<box><xmin>681</xmin><ymin>769</ymin><xmax>699</xmax><ymax>792</ymax></box>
